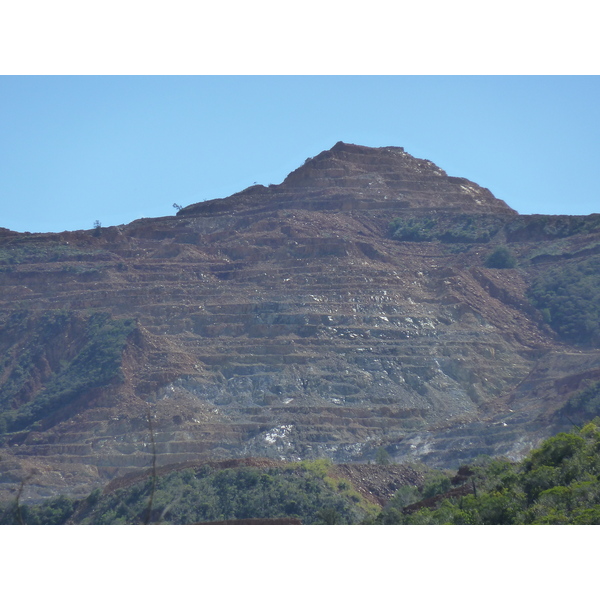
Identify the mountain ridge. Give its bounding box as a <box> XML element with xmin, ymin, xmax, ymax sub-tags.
<box><xmin>1</xmin><ymin>142</ymin><xmax>599</xmax><ymax>503</ymax></box>
<box><xmin>178</xmin><ymin>142</ymin><xmax>516</xmax><ymax>218</ymax></box>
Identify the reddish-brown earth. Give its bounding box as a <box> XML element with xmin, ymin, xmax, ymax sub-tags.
<box><xmin>1</xmin><ymin>141</ymin><xmax>599</xmax><ymax>503</ymax></box>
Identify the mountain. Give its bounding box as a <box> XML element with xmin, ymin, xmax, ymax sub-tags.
<box><xmin>2</xmin><ymin>141</ymin><xmax>600</xmax><ymax>503</ymax></box>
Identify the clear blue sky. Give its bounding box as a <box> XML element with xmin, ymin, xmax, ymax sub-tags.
<box><xmin>2</xmin><ymin>76</ymin><xmax>599</xmax><ymax>233</ymax></box>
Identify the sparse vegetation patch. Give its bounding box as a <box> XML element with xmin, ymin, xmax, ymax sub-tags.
<box><xmin>0</xmin><ymin>311</ymin><xmax>136</xmax><ymax>434</ymax></box>
<box><xmin>527</xmin><ymin>256</ymin><xmax>600</xmax><ymax>346</ymax></box>
<box><xmin>389</xmin><ymin>214</ymin><xmax>506</xmax><ymax>243</ymax></box>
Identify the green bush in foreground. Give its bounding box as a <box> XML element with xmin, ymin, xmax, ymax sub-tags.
<box><xmin>0</xmin><ymin>460</ymin><xmax>377</xmax><ymax>525</ymax></box>
<box><xmin>375</xmin><ymin>420</ymin><xmax>600</xmax><ymax>524</ymax></box>
<box><xmin>4</xmin><ymin>422</ymin><xmax>600</xmax><ymax>524</ymax></box>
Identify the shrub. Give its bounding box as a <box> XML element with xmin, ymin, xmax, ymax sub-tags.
<box><xmin>484</xmin><ymin>246</ymin><xmax>516</xmax><ymax>269</ymax></box>
<box><xmin>559</xmin><ymin>381</ymin><xmax>600</xmax><ymax>423</ymax></box>
<box><xmin>375</xmin><ymin>447</ymin><xmax>391</xmax><ymax>465</ymax></box>
<box><xmin>527</xmin><ymin>256</ymin><xmax>600</xmax><ymax>346</ymax></box>
<box><xmin>389</xmin><ymin>214</ymin><xmax>506</xmax><ymax>244</ymax></box>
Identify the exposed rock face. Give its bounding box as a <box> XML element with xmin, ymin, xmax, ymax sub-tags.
<box><xmin>179</xmin><ymin>142</ymin><xmax>516</xmax><ymax>216</ymax></box>
<box><xmin>1</xmin><ymin>142</ymin><xmax>599</xmax><ymax>502</ymax></box>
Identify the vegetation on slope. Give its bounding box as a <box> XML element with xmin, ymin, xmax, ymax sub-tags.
<box><xmin>0</xmin><ymin>459</ymin><xmax>379</xmax><ymax>525</ymax></box>
<box><xmin>4</xmin><ymin>423</ymin><xmax>600</xmax><ymax>524</ymax></box>
<box><xmin>0</xmin><ymin>310</ymin><xmax>136</xmax><ymax>435</ymax></box>
<box><xmin>505</xmin><ymin>214</ymin><xmax>600</xmax><ymax>242</ymax></box>
<box><xmin>373</xmin><ymin>419</ymin><xmax>600</xmax><ymax>524</ymax></box>
<box><xmin>528</xmin><ymin>256</ymin><xmax>600</xmax><ymax>346</ymax></box>
<box><xmin>484</xmin><ymin>246</ymin><xmax>517</xmax><ymax>269</ymax></box>
<box><xmin>388</xmin><ymin>212</ymin><xmax>600</xmax><ymax>346</ymax></box>
<box><xmin>558</xmin><ymin>381</ymin><xmax>600</xmax><ymax>425</ymax></box>
<box><xmin>389</xmin><ymin>214</ymin><xmax>506</xmax><ymax>244</ymax></box>
<box><xmin>0</xmin><ymin>239</ymin><xmax>108</xmax><ymax>265</ymax></box>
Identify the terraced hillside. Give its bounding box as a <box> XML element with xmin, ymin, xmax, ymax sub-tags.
<box><xmin>2</xmin><ymin>142</ymin><xmax>600</xmax><ymax>502</ymax></box>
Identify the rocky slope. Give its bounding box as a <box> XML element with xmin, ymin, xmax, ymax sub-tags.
<box><xmin>1</xmin><ymin>141</ymin><xmax>600</xmax><ymax>503</ymax></box>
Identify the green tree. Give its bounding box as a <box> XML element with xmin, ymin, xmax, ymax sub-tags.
<box><xmin>317</xmin><ymin>507</ymin><xmax>341</xmax><ymax>524</ymax></box>
<box><xmin>484</xmin><ymin>246</ymin><xmax>516</xmax><ymax>269</ymax></box>
<box><xmin>421</xmin><ymin>471</ymin><xmax>452</xmax><ymax>499</ymax></box>
<box><xmin>375</xmin><ymin>447</ymin><xmax>391</xmax><ymax>465</ymax></box>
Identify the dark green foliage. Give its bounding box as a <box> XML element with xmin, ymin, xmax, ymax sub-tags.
<box><xmin>317</xmin><ymin>507</ymin><xmax>342</xmax><ymax>524</ymax></box>
<box><xmin>9</xmin><ymin>461</ymin><xmax>375</xmax><ymax>525</ymax></box>
<box><xmin>505</xmin><ymin>214</ymin><xmax>600</xmax><ymax>242</ymax></box>
<box><xmin>375</xmin><ymin>420</ymin><xmax>600</xmax><ymax>524</ymax></box>
<box><xmin>0</xmin><ymin>495</ymin><xmax>75</xmax><ymax>525</ymax></box>
<box><xmin>421</xmin><ymin>471</ymin><xmax>452</xmax><ymax>499</ymax></box>
<box><xmin>0</xmin><ymin>310</ymin><xmax>74</xmax><ymax>420</ymax></box>
<box><xmin>389</xmin><ymin>216</ymin><xmax>437</xmax><ymax>242</ymax></box>
<box><xmin>389</xmin><ymin>214</ymin><xmax>505</xmax><ymax>244</ymax></box>
<box><xmin>484</xmin><ymin>246</ymin><xmax>517</xmax><ymax>269</ymax></box>
<box><xmin>0</xmin><ymin>311</ymin><xmax>136</xmax><ymax>433</ymax></box>
<box><xmin>560</xmin><ymin>381</ymin><xmax>600</xmax><ymax>423</ymax></box>
<box><xmin>375</xmin><ymin>484</ymin><xmax>421</xmax><ymax>523</ymax></box>
<box><xmin>525</xmin><ymin>432</ymin><xmax>585</xmax><ymax>471</ymax></box>
<box><xmin>528</xmin><ymin>256</ymin><xmax>600</xmax><ymax>346</ymax></box>
<box><xmin>375</xmin><ymin>447</ymin><xmax>390</xmax><ymax>465</ymax></box>
<box><xmin>388</xmin><ymin>484</ymin><xmax>421</xmax><ymax>509</ymax></box>
<box><xmin>7</xmin><ymin>424</ymin><xmax>600</xmax><ymax>525</ymax></box>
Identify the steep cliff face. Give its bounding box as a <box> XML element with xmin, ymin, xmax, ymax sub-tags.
<box><xmin>1</xmin><ymin>142</ymin><xmax>599</xmax><ymax>502</ymax></box>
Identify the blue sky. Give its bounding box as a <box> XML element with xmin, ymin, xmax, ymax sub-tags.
<box><xmin>2</xmin><ymin>76</ymin><xmax>599</xmax><ymax>233</ymax></box>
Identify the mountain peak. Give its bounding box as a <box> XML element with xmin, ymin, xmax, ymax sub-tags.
<box><xmin>179</xmin><ymin>143</ymin><xmax>516</xmax><ymax>217</ymax></box>
<box><xmin>281</xmin><ymin>141</ymin><xmax>446</xmax><ymax>187</ymax></box>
